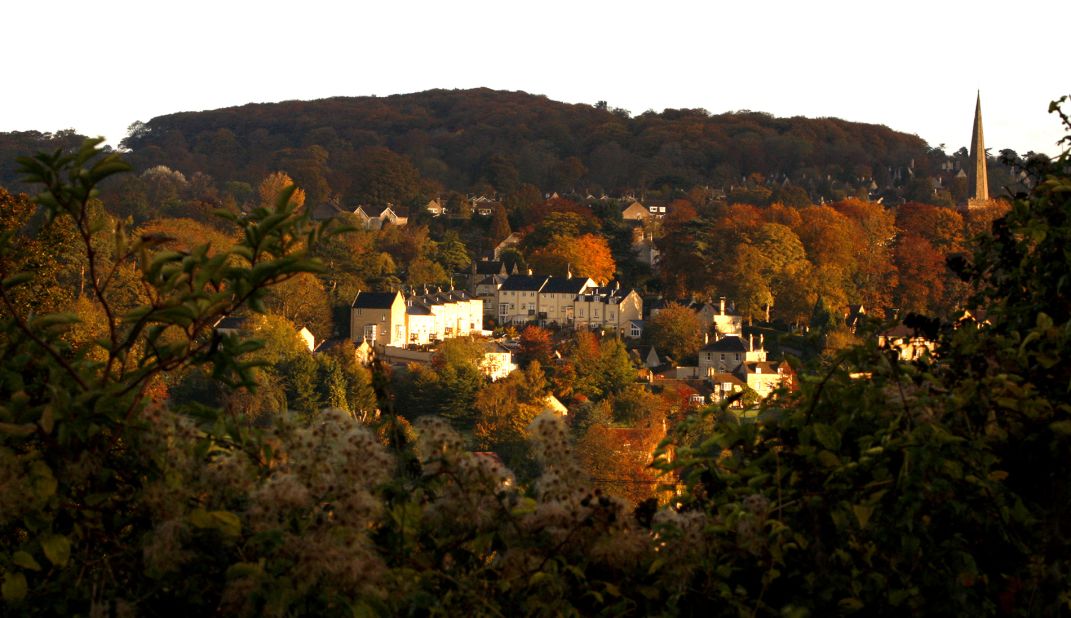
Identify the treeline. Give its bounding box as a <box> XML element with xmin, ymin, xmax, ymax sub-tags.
<box><xmin>114</xmin><ymin>88</ymin><xmax>935</xmax><ymax>205</ymax></box>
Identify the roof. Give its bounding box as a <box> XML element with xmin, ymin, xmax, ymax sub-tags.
<box><xmin>405</xmin><ymin>302</ymin><xmax>432</xmax><ymax>315</ymax></box>
<box><xmin>499</xmin><ymin>275</ymin><xmax>549</xmax><ymax>292</ymax></box>
<box><xmin>215</xmin><ymin>316</ymin><xmax>249</xmax><ymax>330</ymax></box>
<box><xmin>473</xmin><ymin>260</ymin><xmax>506</xmax><ymax>275</ymax></box>
<box><xmin>542</xmin><ymin>276</ymin><xmax>591</xmax><ymax>294</ymax></box>
<box><xmin>352</xmin><ymin>291</ymin><xmax>401</xmax><ymax>309</ymax></box>
<box><xmin>310</xmin><ymin>203</ymin><xmax>342</xmax><ymax>221</ymax></box>
<box><xmin>700</xmin><ymin>334</ymin><xmax>749</xmax><ymax>353</ymax></box>
<box><xmin>708</xmin><ymin>372</ymin><xmax>747</xmax><ymax>387</ymax></box>
<box><xmin>481</xmin><ymin>341</ymin><xmax>513</xmax><ymax>354</ymax></box>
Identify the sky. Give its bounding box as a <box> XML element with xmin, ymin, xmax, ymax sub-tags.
<box><xmin>4</xmin><ymin>0</ymin><xmax>1068</xmax><ymax>156</ymax></box>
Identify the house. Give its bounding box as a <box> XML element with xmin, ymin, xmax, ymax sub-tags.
<box><xmin>708</xmin><ymin>371</ymin><xmax>748</xmax><ymax>406</ymax></box>
<box><xmin>711</xmin><ymin>297</ymin><xmax>743</xmax><ymax>336</ymax></box>
<box><xmin>878</xmin><ymin>323</ymin><xmax>936</xmax><ymax>361</ymax></box>
<box><xmin>541</xmin><ymin>394</ymin><xmax>569</xmax><ymax>417</ymax></box>
<box><xmin>310</xmin><ymin>203</ymin><xmax>343</xmax><ymax>221</ymax></box>
<box><xmin>315</xmin><ymin>337</ymin><xmax>375</xmax><ymax>366</ymax></box>
<box><xmin>497</xmin><ymin>274</ymin><xmax>550</xmax><ymax>324</ymax></box>
<box><xmin>493</xmin><ymin>232</ymin><xmax>523</xmax><ymax>260</ymax></box>
<box><xmin>572</xmin><ymin>282</ymin><xmax>643</xmax><ymax>336</ymax></box>
<box><xmin>402</xmin><ymin>288</ymin><xmax>484</xmax><ymax>345</ymax></box>
<box><xmin>215</xmin><ymin>315</ymin><xmax>316</xmax><ymax>352</ymax></box>
<box><xmin>425</xmin><ymin>198</ymin><xmax>446</xmax><ymax>217</ymax></box>
<box><xmin>537</xmin><ymin>274</ymin><xmax>596</xmax><ymax>326</ymax></box>
<box><xmin>620</xmin><ymin>201</ymin><xmax>650</xmax><ymax>222</ymax></box>
<box><xmin>698</xmin><ymin>333</ymin><xmax>766</xmax><ymax>375</ymax></box>
<box><xmin>479</xmin><ymin>341</ymin><xmax>516</xmax><ymax>381</ymax></box>
<box><xmin>351</xmin><ymin>291</ymin><xmax>407</xmax><ymax>348</ymax></box>
<box><xmin>740</xmin><ymin>359</ymin><xmax>794</xmax><ymax>399</ymax></box>
<box><xmin>353</xmin><ymin>204</ymin><xmax>409</xmax><ymax>230</ymax></box>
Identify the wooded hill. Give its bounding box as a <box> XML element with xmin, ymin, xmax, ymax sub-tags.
<box><xmin>108</xmin><ymin>88</ymin><xmax>935</xmax><ymax>205</ymax></box>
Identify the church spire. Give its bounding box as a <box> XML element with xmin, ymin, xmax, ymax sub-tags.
<box><xmin>967</xmin><ymin>91</ymin><xmax>989</xmax><ymax>203</ymax></box>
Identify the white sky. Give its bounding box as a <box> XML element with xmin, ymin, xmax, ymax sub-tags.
<box><xmin>4</xmin><ymin>0</ymin><xmax>1068</xmax><ymax>156</ymax></box>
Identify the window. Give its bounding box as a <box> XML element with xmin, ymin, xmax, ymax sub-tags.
<box><xmin>363</xmin><ymin>324</ymin><xmax>377</xmax><ymax>340</ymax></box>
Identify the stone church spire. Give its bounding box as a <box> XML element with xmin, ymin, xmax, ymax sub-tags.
<box><xmin>967</xmin><ymin>91</ymin><xmax>989</xmax><ymax>203</ymax></box>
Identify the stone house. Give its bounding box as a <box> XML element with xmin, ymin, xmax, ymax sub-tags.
<box><xmin>353</xmin><ymin>205</ymin><xmax>409</xmax><ymax>230</ymax></box>
<box><xmin>496</xmin><ymin>274</ymin><xmax>550</xmax><ymax>325</ymax></box>
<box><xmin>573</xmin><ymin>283</ymin><xmax>643</xmax><ymax>336</ymax></box>
<box><xmin>351</xmin><ymin>291</ymin><xmax>407</xmax><ymax>348</ymax></box>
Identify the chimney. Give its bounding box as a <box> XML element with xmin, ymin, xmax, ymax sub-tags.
<box><xmin>527</xmin><ymin>267</ymin><xmax>533</xmax><ymax>276</ymax></box>
<box><xmin>704</xmin><ymin>332</ymin><xmax>709</xmax><ymax>345</ymax></box>
<box><xmin>720</xmin><ymin>296</ymin><xmax>726</xmax><ymax>315</ymax></box>
<box><xmin>566</xmin><ymin>263</ymin><xmax>573</xmax><ymax>279</ymax></box>
<box><xmin>760</xmin><ymin>333</ymin><xmax>765</xmax><ymax>348</ymax></box>
<box><xmin>749</xmin><ymin>333</ymin><xmax>754</xmax><ymax>350</ymax></box>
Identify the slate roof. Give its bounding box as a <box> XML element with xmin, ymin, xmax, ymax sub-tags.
<box><xmin>499</xmin><ymin>275</ymin><xmax>549</xmax><ymax>292</ymax></box>
<box><xmin>542</xmin><ymin>277</ymin><xmax>591</xmax><ymax>295</ymax></box>
<box><xmin>700</xmin><ymin>334</ymin><xmax>750</xmax><ymax>353</ymax></box>
<box><xmin>352</xmin><ymin>291</ymin><xmax>400</xmax><ymax>309</ymax></box>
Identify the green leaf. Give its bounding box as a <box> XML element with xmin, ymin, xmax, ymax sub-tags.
<box><xmin>852</xmin><ymin>504</ymin><xmax>874</xmax><ymax>529</ymax></box>
<box><xmin>813</xmin><ymin>424</ymin><xmax>841</xmax><ymax>450</ymax></box>
<box><xmin>838</xmin><ymin>597</ymin><xmax>864</xmax><ymax>612</ymax></box>
<box><xmin>210</xmin><ymin>510</ymin><xmax>242</xmax><ymax>537</ymax></box>
<box><xmin>12</xmin><ymin>551</ymin><xmax>41</xmax><ymax>571</ymax></box>
<box><xmin>40</xmin><ymin>534</ymin><xmax>70</xmax><ymax>567</ymax></box>
<box><xmin>2</xmin><ymin>572</ymin><xmax>27</xmax><ymax>602</ymax></box>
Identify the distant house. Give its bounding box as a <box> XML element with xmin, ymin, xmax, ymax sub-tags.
<box><xmin>214</xmin><ymin>315</ymin><xmax>316</xmax><ymax>352</ymax></box>
<box><xmin>698</xmin><ymin>333</ymin><xmax>766</xmax><ymax>375</ymax></box>
<box><xmin>740</xmin><ymin>359</ymin><xmax>795</xmax><ymax>399</ymax></box>
<box><xmin>620</xmin><ymin>201</ymin><xmax>650</xmax><ymax>222</ymax></box>
<box><xmin>479</xmin><ymin>341</ymin><xmax>516</xmax><ymax>381</ymax></box>
<box><xmin>878</xmin><ymin>323</ymin><xmax>936</xmax><ymax>361</ymax></box>
<box><xmin>493</xmin><ymin>232</ymin><xmax>523</xmax><ymax>259</ymax></box>
<box><xmin>425</xmin><ymin>198</ymin><xmax>446</xmax><ymax>217</ymax></box>
<box><xmin>353</xmin><ymin>204</ymin><xmax>409</xmax><ymax>230</ymax></box>
<box><xmin>541</xmin><ymin>394</ymin><xmax>569</xmax><ymax>417</ymax></box>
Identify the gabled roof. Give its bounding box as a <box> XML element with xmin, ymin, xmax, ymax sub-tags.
<box><xmin>352</xmin><ymin>291</ymin><xmax>401</xmax><ymax>309</ymax></box>
<box><xmin>499</xmin><ymin>275</ymin><xmax>549</xmax><ymax>292</ymax></box>
<box><xmin>541</xmin><ymin>276</ymin><xmax>592</xmax><ymax>294</ymax></box>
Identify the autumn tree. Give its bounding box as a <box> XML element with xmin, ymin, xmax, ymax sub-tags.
<box><xmin>488</xmin><ymin>203</ymin><xmax>512</xmax><ymax>246</ymax></box>
<box><xmin>517</xmin><ymin>325</ymin><xmax>554</xmax><ymax>368</ymax></box>
<box><xmin>643</xmin><ymin>303</ymin><xmax>703</xmax><ymax>363</ymax></box>
<box><xmin>259</xmin><ymin>171</ymin><xmax>306</xmax><ymax>210</ymax></box>
<box><xmin>528</xmin><ymin>233</ymin><xmax>616</xmax><ymax>284</ymax></box>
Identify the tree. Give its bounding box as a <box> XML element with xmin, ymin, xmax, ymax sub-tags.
<box><xmin>643</xmin><ymin>303</ymin><xmax>703</xmax><ymax>363</ymax></box>
<box><xmin>350</xmin><ymin>146</ymin><xmax>422</xmax><ymax>206</ymax></box>
<box><xmin>517</xmin><ymin>325</ymin><xmax>553</xmax><ymax>368</ymax></box>
<box><xmin>0</xmin><ymin>139</ymin><xmax>341</xmax><ymax>611</ymax></box>
<box><xmin>528</xmin><ymin>233</ymin><xmax>616</xmax><ymax>284</ymax></box>
<box><xmin>488</xmin><ymin>203</ymin><xmax>512</xmax><ymax>246</ymax></box>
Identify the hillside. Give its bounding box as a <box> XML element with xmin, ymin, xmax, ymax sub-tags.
<box><xmin>114</xmin><ymin>88</ymin><xmax>937</xmax><ymax>205</ymax></box>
